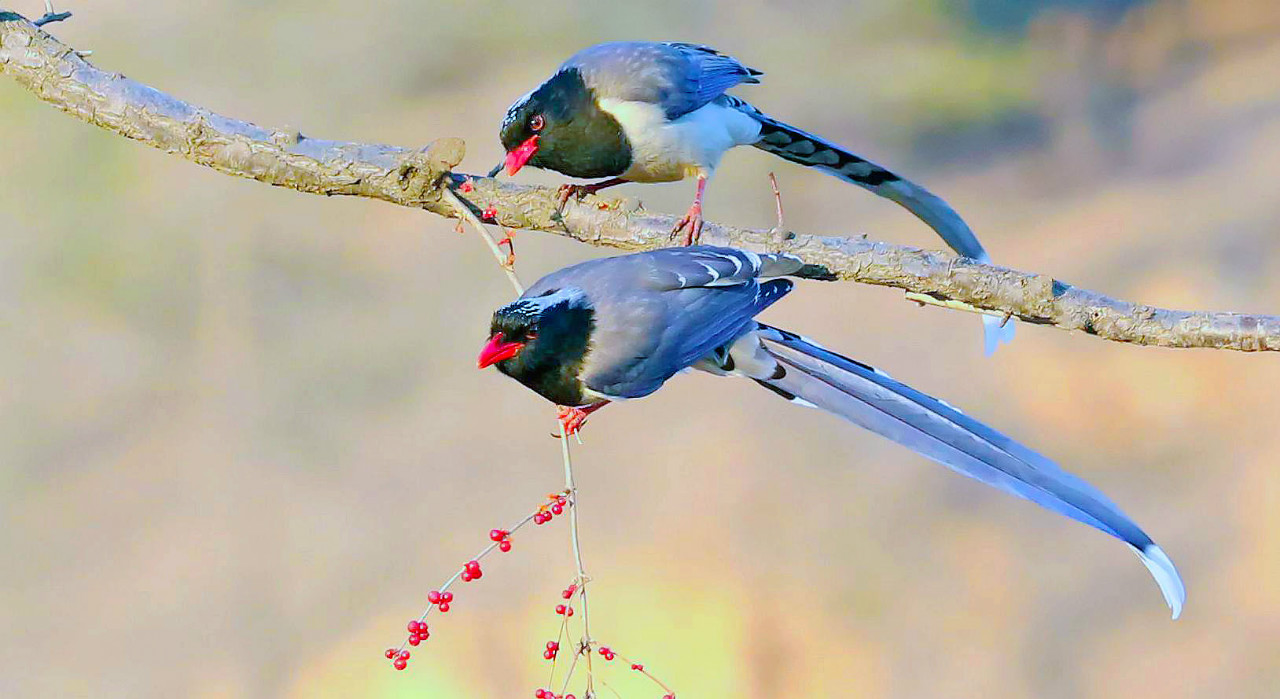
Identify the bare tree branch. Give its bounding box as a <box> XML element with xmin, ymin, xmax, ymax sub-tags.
<box><xmin>3</xmin><ymin>10</ymin><xmax>1277</xmax><ymax>351</ymax></box>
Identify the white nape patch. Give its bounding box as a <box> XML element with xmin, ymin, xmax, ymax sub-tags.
<box><xmin>503</xmin><ymin>286</ymin><xmax>589</xmax><ymax>317</ymax></box>
<box><xmin>599</xmin><ymin>98</ymin><xmax>763</xmax><ymax>183</ymax></box>
<box><xmin>1134</xmin><ymin>544</ymin><xmax>1186</xmax><ymax>620</ymax></box>
<box><xmin>502</xmin><ymin>87</ymin><xmax>537</xmax><ymax>129</ymax></box>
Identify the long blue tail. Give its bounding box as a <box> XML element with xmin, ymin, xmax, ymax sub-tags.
<box><xmin>754</xmin><ymin>324</ymin><xmax>1184</xmax><ymax>618</ymax></box>
<box><xmin>731</xmin><ymin>97</ymin><xmax>1016</xmax><ymax>353</ymax></box>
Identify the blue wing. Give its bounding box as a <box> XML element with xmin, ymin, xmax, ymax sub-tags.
<box><xmin>528</xmin><ymin>247</ymin><xmax>792</xmax><ymax>399</ymax></box>
<box><xmin>563</xmin><ymin>42</ymin><xmax>761</xmax><ymax>120</ymax></box>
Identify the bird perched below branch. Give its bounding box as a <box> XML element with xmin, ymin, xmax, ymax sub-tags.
<box><xmin>493</xmin><ymin>41</ymin><xmax>1015</xmax><ymax>353</ymax></box>
<box><xmin>477</xmin><ymin>246</ymin><xmax>1184</xmax><ymax>618</ymax></box>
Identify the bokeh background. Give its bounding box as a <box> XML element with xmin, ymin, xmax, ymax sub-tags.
<box><xmin>2</xmin><ymin>0</ymin><xmax>1279</xmax><ymax>696</ymax></box>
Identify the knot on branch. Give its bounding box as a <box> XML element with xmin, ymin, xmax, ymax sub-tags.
<box><xmin>395</xmin><ymin>137</ymin><xmax>465</xmax><ymax>206</ymax></box>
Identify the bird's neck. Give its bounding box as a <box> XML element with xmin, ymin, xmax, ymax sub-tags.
<box><xmin>533</xmin><ymin>69</ymin><xmax>632</xmax><ymax>179</ymax></box>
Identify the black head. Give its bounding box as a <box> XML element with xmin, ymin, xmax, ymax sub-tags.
<box><xmin>478</xmin><ymin>288</ymin><xmax>596</xmax><ymax>407</ymax></box>
<box><xmin>498</xmin><ymin>68</ymin><xmax>632</xmax><ymax>179</ymax></box>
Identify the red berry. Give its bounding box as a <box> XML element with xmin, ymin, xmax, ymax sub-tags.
<box><xmin>441</xmin><ymin>591</ymin><xmax>454</xmax><ymax>603</ymax></box>
<box><xmin>466</xmin><ymin>560</ymin><xmax>481</xmax><ymax>573</ymax></box>
<box><xmin>551</xmin><ymin>503</ymin><xmax>564</xmax><ymax>515</ymax></box>
<box><xmin>460</xmin><ymin>181</ymin><xmax>474</xmax><ymax>193</ymax></box>
<box><xmin>631</xmin><ymin>663</ymin><xmax>643</xmax><ymax>671</ymax></box>
<box><xmin>555</xmin><ymin>604</ymin><xmax>566</xmax><ymax>615</ymax></box>
<box><xmin>385</xmin><ymin>648</ymin><xmax>397</xmax><ymax>659</ymax></box>
<box><xmin>490</xmin><ymin>529</ymin><xmax>507</xmax><ymax>542</ymax></box>
<box><xmin>664</xmin><ymin>695</ymin><xmax>675</xmax><ymax>699</ymax></box>
<box><xmin>398</xmin><ymin>650</ymin><xmax>410</xmax><ymax>660</ymax></box>
<box><xmin>393</xmin><ymin>658</ymin><xmax>408</xmax><ymax>670</ymax></box>
<box><xmin>535</xmin><ymin>691</ymin><xmax>547</xmax><ymax>699</ymax></box>
<box><xmin>407</xmin><ymin>620</ymin><xmax>421</xmax><ymax>633</ymax></box>
<box><xmin>461</xmin><ymin>571</ymin><xmax>473</xmax><ymax>582</ymax></box>
<box><xmin>427</xmin><ymin>591</ymin><xmax>441</xmax><ymax>605</ymax></box>
<box><xmin>408</xmin><ymin>635</ymin><xmax>421</xmax><ymax>646</ymax></box>
<box><xmin>546</xmin><ymin>641</ymin><xmax>559</xmax><ymax>650</ymax></box>
<box><xmin>543</xmin><ymin>650</ymin><xmax>555</xmax><ymax>660</ymax></box>
<box><xmin>482</xmin><ymin>206</ymin><xmax>498</xmax><ymax>220</ymax></box>
<box><xmin>499</xmin><ymin>541</ymin><xmax>512</xmax><ymax>552</ymax></box>
<box><xmin>567</xmin><ymin>607</ymin><xmax>574</xmax><ymax>617</ymax></box>
<box><xmin>438</xmin><ymin>602</ymin><xmax>450</xmax><ymax>613</ymax></box>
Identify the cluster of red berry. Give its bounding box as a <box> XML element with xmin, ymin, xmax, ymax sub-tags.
<box><xmin>489</xmin><ymin>528</ymin><xmax>514</xmax><ymax>552</ymax></box>
<box><xmin>542</xmin><ymin>640</ymin><xmax>560</xmax><ymax>661</ymax></box>
<box><xmin>383</xmin><ymin>648</ymin><xmax>410</xmax><ymax>671</ymax></box>
<box><xmin>405</xmin><ymin>619</ymin><xmax>430</xmax><ymax>646</ymax></box>
<box><xmin>533</xmin><ymin>689</ymin><xmax>575</xmax><ymax>699</ymax></box>
<box><xmin>534</xmin><ymin>494</ymin><xmax>569</xmax><ymax>525</ymax></box>
<box><xmin>460</xmin><ymin>560</ymin><xmax>484</xmax><ymax>583</ymax></box>
<box><xmin>426</xmin><ymin>589</ymin><xmax>455</xmax><ymax>612</ymax></box>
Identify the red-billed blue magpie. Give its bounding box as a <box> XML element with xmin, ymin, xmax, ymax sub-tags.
<box><xmin>477</xmin><ymin>246</ymin><xmax>1184</xmax><ymax>618</ymax></box>
<box><xmin>495</xmin><ymin>41</ymin><xmax>1016</xmax><ymax>353</ymax></box>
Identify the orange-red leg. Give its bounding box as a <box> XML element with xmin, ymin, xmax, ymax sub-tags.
<box><xmin>671</xmin><ymin>175</ymin><xmax>708</xmax><ymax>246</ymax></box>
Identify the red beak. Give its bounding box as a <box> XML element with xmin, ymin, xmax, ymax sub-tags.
<box><xmin>504</xmin><ymin>135</ymin><xmax>539</xmax><ymax>176</ymax></box>
<box><xmin>478</xmin><ymin>332</ymin><xmax>525</xmax><ymax>368</ymax></box>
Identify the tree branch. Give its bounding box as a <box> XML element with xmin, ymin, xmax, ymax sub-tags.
<box><xmin>3</xmin><ymin>9</ymin><xmax>1277</xmax><ymax>351</ymax></box>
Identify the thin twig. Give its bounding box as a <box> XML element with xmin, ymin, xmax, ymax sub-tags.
<box><xmin>560</xmin><ymin>424</ymin><xmax>594</xmax><ymax>697</ymax></box>
<box><xmin>442</xmin><ymin>188</ymin><xmax>524</xmax><ymax>294</ymax></box>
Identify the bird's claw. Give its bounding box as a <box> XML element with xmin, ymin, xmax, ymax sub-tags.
<box><xmin>557</xmin><ymin>406</ymin><xmax>592</xmax><ymax>436</ymax></box>
<box><xmin>671</xmin><ymin>204</ymin><xmax>704</xmax><ymax>246</ymax></box>
<box><xmin>556</xmin><ymin>184</ymin><xmax>589</xmax><ymax>210</ymax></box>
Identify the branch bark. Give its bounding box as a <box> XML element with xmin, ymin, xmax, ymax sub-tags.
<box><xmin>3</xmin><ymin>10</ymin><xmax>1277</xmax><ymax>351</ymax></box>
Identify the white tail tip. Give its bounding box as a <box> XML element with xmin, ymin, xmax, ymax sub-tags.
<box><xmin>1134</xmin><ymin>544</ymin><xmax>1186</xmax><ymax>620</ymax></box>
<box><xmin>982</xmin><ymin>314</ymin><xmax>1017</xmax><ymax>356</ymax></box>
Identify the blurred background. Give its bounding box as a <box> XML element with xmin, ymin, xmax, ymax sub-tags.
<box><xmin>2</xmin><ymin>0</ymin><xmax>1279</xmax><ymax>696</ymax></box>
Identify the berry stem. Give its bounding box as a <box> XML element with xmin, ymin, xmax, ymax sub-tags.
<box><xmin>391</xmin><ymin>504</ymin><xmax>549</xmax><ymax>662</ymax></box>
<box><xmin>559</xmin><ymin>423</ymin><xmax>595</xmax><ymax>697</ymax></box>
<box><xmin>609</xmin><ymin>648</ymin><xmax>675</xmax><ymax>696</ymax></box>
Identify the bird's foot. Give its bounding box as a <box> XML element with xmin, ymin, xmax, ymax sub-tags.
<box><xmin>556</xmin><ymin>179</ymin><xmax>627</xmax><ymax>211</ymax></box>
<box><xmin>556</xmin><ymin>184</ymin><xmax>590</xmax><ymax>209</ymax></box>
<box><xmin>556</xmin><ymin>402</ymin><xmax>608</xmax><ymax>436</ymax></box>
<box><xmin>671</xmin><ymin>202</ymin><xmax>704</xmax><ymax>246</ymax></box>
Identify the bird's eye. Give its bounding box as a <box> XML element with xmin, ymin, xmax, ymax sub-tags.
<box><xmin>529</xmin><ymin>114</ymin><xmax>545</xmax><ymax>132</ymax></box>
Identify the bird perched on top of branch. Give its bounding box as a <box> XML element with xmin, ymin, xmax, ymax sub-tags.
<box><xmin>493</xmin><ymin>41</ymin><xmax>1015</xmax><ymax>353</ymax></box>
<box><xmin>477</xmin><ymin>246</ymin><xmax>1184</xmax><ymax>618</ymax></box>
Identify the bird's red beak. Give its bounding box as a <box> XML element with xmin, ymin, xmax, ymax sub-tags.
<box><xmin>504</xmin><ymin>135</ymin><xmax>539</xmax><ymax>176</ymax></box>
<box><xmin>478</xmin><ymin>332</ymin><xmax>525</xmax><ymax>368</ymax></box>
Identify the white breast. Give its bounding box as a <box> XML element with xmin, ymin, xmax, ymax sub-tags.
<box><xmin>599</xmin><ymin>99</ymin><xmax>762</xmax><ymax>183</ymax></box>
